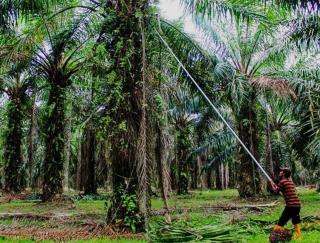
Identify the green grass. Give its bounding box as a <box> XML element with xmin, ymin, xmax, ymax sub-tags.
<box><xmin>0</xmin><ymin>200</ymin><xmax>106</xmax><ymax>216</ymax></box>
<box><xmin>0</xmin><ymin>188</ymin><xmax>318</xmax><ymax>242</ymax></box>
<box><xmin>151</xmin><ymin>188</ymin><xmax>320</xmax><ymax>242</ymax></box>
<box><xmin>0</xmin><ymin>189</ymin><xmax>239</xmax><ymax>215</ymax></box>
<box><xmin>0</xmin><ymin>201</ymin><xmax>37</xmax><ymax>214</ymax></box>
<box><xmin>151</xmin><ymin>189</ymin><xmax>238</xmax><ymax>209</ymax></box>
<box><xmin>73</xmin><ymin>200</ymin><xmax>105</xmax><ymax>215</ymax></box>
<box><xmin>246</xmin><ymin>231</ymin><xmax>320</xmax><ymax>243</ymax></box>
<box><xmin>246</xmin><ymin>188</ymin><xmax>320</xmax><ymax>226</ymax></box>
<box><xmin>242</xmin><ymin>188</ymin><xmax>320</xmax><ymax>242</ymax></box>
<box><xmin>0</xmin><ymin>218</ymin><xmax>59</xmax><ymax>228</ymax></box>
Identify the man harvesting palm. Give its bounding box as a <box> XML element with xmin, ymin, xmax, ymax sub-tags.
<box><xmin>272</xmin><ymin>167</ymin><xmax>302</xmax><ymax>240</ymax></box>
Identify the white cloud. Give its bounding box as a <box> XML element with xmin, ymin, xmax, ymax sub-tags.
<box><xmin>158</xmin><ymin>0</ymin><xmax>184</xmax><ymax>20</ymax></box>
<box><xmin>158</xmin><ymin>0</ymin><xmax>201</xmax><ymax>41</ymax></box>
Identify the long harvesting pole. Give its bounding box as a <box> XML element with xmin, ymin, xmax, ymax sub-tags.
<box><xmin>156</xmin><ymin>30</ymin><xmax>275</xmax><ymax>185</ymax></box>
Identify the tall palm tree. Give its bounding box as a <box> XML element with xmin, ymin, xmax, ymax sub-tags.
<box><xmin>39</xmin><ymin>19</ymin><xmax>94</xmax><ymax>201</ymax></box>
<box><xmin>98</xmin><ymin>0</ymin><xmax>151</xmax><ymax>228</ymax></box>
<box><xmin>7</xmin><ymin>8</ymin><xmax>96</xmax><ymax>200</ymax></box>
<box><xmin>261</xmin><ymin>97</ymin><xmax>299</xmax><ymax>178</ymax></box>
<box><xmin>0</xmin><ymin>22</ymin><xmax>38</xmax><ymax>192</ymax></box>
<box><xmin>168</xmin><ymin>82</ymin><xmax>201</xmax><ymax>194</ymax></box>
<box><xmin>269</xmin><ymin>53</ymin><xmax>320</xmax><ymax>187</ymax></box>
<box><xmin>0</xmin><ymin>63</ymin><xmax>32</xmax><ymax>192</ymax></box>
<box><xmin>192</xmin><ymin>108</ymin><xmax>237</xmax><ymax>190</ymax></box>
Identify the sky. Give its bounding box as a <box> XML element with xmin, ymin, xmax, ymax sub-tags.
<box><xmin>158</xmin><ymin>0</ymin><xmax>184</xmax><ymax>20</ymax></box>
<box><xmin>158</xmin><ymin>0</ymin><xmax>200</xmax><ymax>40</ymax></box>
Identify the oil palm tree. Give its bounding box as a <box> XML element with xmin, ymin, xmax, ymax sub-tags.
<box><xmin>162</xmin><ymin>3</ymin><xmax>303</xmax><ymax>195</ymax></box>
<box><xmin>192</xmin><ymin>108</ymin><xmax>237</xmax><ymax>190</ymax></box>
<box><xmin>168</xmin><ymin>81</ymin><xmax>202</xmax><ymax>194</ymax></box>
<box><xmin>0</xmin><ymin>63</ymin><xmax>33</xmax><ymax>192</ymax></box>
<box><xmin>38</xmin><ymin>19</ymin><xmax>95</xmax><ymax>201</ymax></box>
<box><xmin>98</xmin><ymin>0</ymin><xmax>151</xmax><ymax>228</ymax></box>
<box><xmin>0</xmin><ymin>22</ymin><xmax>38</xmax><ymax>193</ymax></box>
<box><xmin>269</xmin><ymin>53</ymin><xmax>320</xmax><ymax>187</ymax></box>
<box><xmin>6</xmin><ymin>7</ymin><xmax>97</xmax><ymax>200</ymax></box>
<box><xmin>261</xmin><ymin>97</ymin><xmax>299</xmax><ymax>178</ymax></box>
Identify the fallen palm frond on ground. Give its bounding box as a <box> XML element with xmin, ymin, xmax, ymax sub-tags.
<box><xmin>300</xmin><ymin>216</ymin><xmax>320</xmax><ymax>231</ymax></box>
<box><xmin>149</xmin><ymin>223</ymin><xmax>246</xmax><ymax>242</ymax></box>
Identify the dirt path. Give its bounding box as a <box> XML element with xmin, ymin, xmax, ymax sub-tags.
<box><xmin>0</xmin><ymin>212</ymin><xmax>143</xmax><ymax>241</ymax></box>
<box><xmin>0</xmin><ymin>225</ymin><xmax>144</xmax><ymax>241</ymax></box>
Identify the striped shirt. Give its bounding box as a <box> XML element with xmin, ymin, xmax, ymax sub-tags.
<box><xmin>278</xmin><ymin>178</ymin><xmax>301</xmax><ymax>208</ymax></box>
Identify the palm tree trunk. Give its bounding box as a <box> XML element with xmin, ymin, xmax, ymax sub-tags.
<box><xmin>108</xmin><ymin>124</ymin><xmax>142</xmax><ymax>227</ymax></box>
<box><xmin>229</xmin><ymin>160</ymin><xmax>237</xmax><ymax>189</ymax></box>
<box><xmin>237</xmin><ymin>92</ymin><xmax>262</xmax><ymax>197</ymax></box>
<box><xmin>4</xmin><ymin>98</ymin><xmax>25</xmax><ymax>193</ymax></box>
<box><xmin>191</xmin><ymin>161</ymin><xmax>199</xmax><ymax>189</ymax></box>
<box><xmin>81</xmin><ymin>125</ymin><xmax>97</xmax><ymax>195</ymax></box>
<box><xmin>136</xmin><ymin>21</ymin><xmax>148</xmax><ymax>224</ymax></box>
<box><xmin>198</xmin><ymin>156</ymin><xmax>205</xmax><ymax>189</ymax></box>
<box><xmin>221</xmin><ymin>163</ymin><xmax>225</xmax><ymax>190</ymax></box>
<box><xmin>170</xmin><ymin>150</ymin><xmax>178</xmax><ymax>191</ymax></box>
<box><xmin>207</xmin><ymin>169</ymin><xmax>212</xmax><ymax>189</ymax></box>
<box><xmin>42</xmin><ymin>85</ymin><xmax>66</xmax><ymax>201</ymax></box>
<box><xmin>76</xmin><ymin>140</ymin><xmax>82</xmax><ymax>191</ymax></box>
<box><xmin>215</xmin><ymin>163</ymin><xmax>222</xmax><ymax>190</ymax></box>
<box><xmin>177</xmin><ymin>126</ymin><xmax>189</xmax><ymax>195</ymax></box>
<box><xmin>155</xmin><ymin>123</ymin><xmax>171</xmax><ymax>217</ymax></box>
<box><xmin>198</xmin><ymin>155</ymin><xmax>208</xmax><ymax>189</ymax></box>
<box><xmin>96</xmin><ymin>141</ymin><xmax>109</xmax><ymax>188</ymax></box>
<box><xmin>63</xmin><ymin>114</ymin><xmax>72</xmax><ymax>193</ymax></box>
<box><xmin>265</xmin><ymin>111</ymin><xmax>275</xmax><ymax>192</ymax></box>
<box><xmin>104</xmin><ymin>0</ymin><xmax>150</xmax><ymax>230</ymax></box>
<box><xmin>28</xmin><ymin>96</ymin><xmax>37</xmax><ymax>188</ymax></box>
<box><xmin>225</xmin><ymin>163</ymin><xmax>229</xmax><ymax>189</ymax></box>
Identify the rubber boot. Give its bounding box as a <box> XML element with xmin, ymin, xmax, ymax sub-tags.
<box><xmin>294</xmin><ymin>224</ymin><xmax>302</xmax><ymax>240</ymax></box>
<box><xmin>273</xmin><ymin>225</ymin><xmax>284</xmax><ymax>231</ymax></box>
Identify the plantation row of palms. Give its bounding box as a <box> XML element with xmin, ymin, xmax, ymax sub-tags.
<box><xmin>0</xmin><ymin>0</ymin><xmax>319</xmax><ymax>230</ymax></box>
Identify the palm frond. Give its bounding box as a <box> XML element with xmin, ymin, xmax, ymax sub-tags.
<box><xmin>265</xmin><ymin>0</ymin><xmax>320</xmax><ymax>11</ymax></box>
<box><xmin>283</xmin><ymin>14</ymin><xmax>320</xmax><ymax>50</ymax></box>
<box><xmin>0</xmin><ymin>0</ymin><xmax>67</xmax><ymax>30</ymax></box>
<box><xmin>182</xmin><ymin>0</ymin><xmax>270</xmax><ymax>24</ymax></box>
<box><xmin>205</xmin><ymin>145</ymin><xmax>236</xmax><ymax>170</ymax></box>
<box><xmin>159</xmin><ymin>19</ymin><xmax>219</xmax><ymax>96</ymax></box>
<box><xmin>252</xmin><ymin>76</ymin><xmax>296</xmax><ymax>99</ymax></box>
<box><xmin>192</xmin><ymin>129</ymin><xmax>235</xmax><ymax>156</ymax></box>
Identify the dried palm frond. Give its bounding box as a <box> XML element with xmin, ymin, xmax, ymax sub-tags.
<box><xmin>252</xmin><ymin>76</ymin><xmax>297</xmax><ymax>99</ymax></box>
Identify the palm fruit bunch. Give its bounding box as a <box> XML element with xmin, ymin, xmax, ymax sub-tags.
<box><xmin>269</xmin><ymin>228</ymin><xmax>292</xmax><ymax>243</ymax></box>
